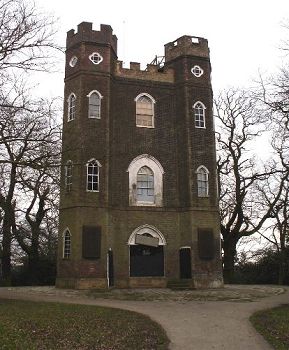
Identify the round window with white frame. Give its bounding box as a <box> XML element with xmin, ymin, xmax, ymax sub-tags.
<box><xmin>89</xmin><ymin>52</ymin><xmax>103</xmax><ymax>65</ymax></box>
<box><xmin>191</xmin><ymin>65</ymin><xmax>204</xmax><ymax>77</ymax></box>
<box><xmin>69</xmin><ymin>56</ymin><xmax>78</xmax><ymax>67</ymax></box>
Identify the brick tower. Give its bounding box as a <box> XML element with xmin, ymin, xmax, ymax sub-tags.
<box><xmin>56</xmin><ymin>22</ymin><xmax>223</xmax><ymax>289</ymax></box>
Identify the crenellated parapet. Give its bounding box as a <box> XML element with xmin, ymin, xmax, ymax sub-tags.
<box><xmin>115</xmin><ymin>61</ymin><xmax>174</xmax><ymax>83</ymax></box>
<box><xmin>67</xmin><ymin>22</ymin><xmax>118</xmax><ymax>55</ymax></box>
<box><xmin>165</xmin><ymin>35</ymin><xmax>209</xmax><ymax>62</ymax></box>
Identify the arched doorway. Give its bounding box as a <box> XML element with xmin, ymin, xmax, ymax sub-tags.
<box><xmin>128</xmin><ymin>225</ymin><xmax>166</xmax><ymax>277</ymax></box>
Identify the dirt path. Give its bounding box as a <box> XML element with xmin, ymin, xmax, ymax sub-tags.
<box><xmin>0</xmin><ymin>285</ymin><xmax>288</xmax><ymax>350</ymax></box>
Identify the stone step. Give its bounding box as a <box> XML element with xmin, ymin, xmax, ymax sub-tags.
<box><xmin>167</xmin><ymin>279</ymin><xmax>192</xmax><ymax>290</ymax></box>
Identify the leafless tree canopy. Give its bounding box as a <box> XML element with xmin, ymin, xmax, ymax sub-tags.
<box><xmin>0</xmin><ymin>0</ymin><xmax>61</xmax><ymax>72</ymax></box>
<box><xmin>0</xmin><ymin>0</ymin><xmax>61</xmax><ymax>285</ymax></box>
<box><xmin>215</xmin><ymin>88</ymin><xmax>288</xmax><ymax>283</ymax></box>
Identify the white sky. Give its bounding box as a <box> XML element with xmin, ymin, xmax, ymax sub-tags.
<box><xmin>34</xmin><ymin>0</ymin><xmax>289</xmax><ymax>97</ymax></box>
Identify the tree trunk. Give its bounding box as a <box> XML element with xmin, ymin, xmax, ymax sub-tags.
<box><xmin>278</xmin><ymin>250</ymin><xmax>286</xmax><ymax>285</ymax></box>
<box><xmin>223</xmin><ymin>237</ymin><xmax>238</xmax><ymax>283</ymax></box>
<box><xmin>1</xmin><ymin>217</ymin><xmax>12</xmax><ymax>286</ymax></box>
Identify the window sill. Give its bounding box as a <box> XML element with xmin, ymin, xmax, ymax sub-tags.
<box><xmin>136</xmin><ymin>125</ymin><xmax>155</xmax><ymax>129</ymax></box>
<box><xmin>88</xmin><ymin>116</ymin><xmax>101</xmax><ymax>119</ymax></box>
<box><xmin>195</xmin><ymin>126</ymin><xmax>206</xmax><ymax>129</ymax></box>
<box><xmin>134</xmin><ymin>201</ymin><xmax>156</xmax><ymax>207</ymax></box>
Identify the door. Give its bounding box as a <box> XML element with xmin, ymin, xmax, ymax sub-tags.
<box><xmin>179</xmin><ymin>247</ymin><xmax>192</xmax><ymax>279</ymax></box>
<box><xmin>107</xmin><ymin>250</ymin><xmax>114</xmax><ymax>287</ymax></box>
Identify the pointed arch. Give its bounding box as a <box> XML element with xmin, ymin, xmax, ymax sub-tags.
<box><xmin>64</xmin><ymin>160</ymin><xmax>73</xmax><ymax>192</ymax></box>
<box><xmin>193</xmin><ymin>101</ymin><xmax>206</xmax><ymax>128</ymax></box>
<box><xmin>196</xmin><ymin>165</ymin><xmax>209</xmax><ymax>197</ymax></box>
<box><xmin>86</xmin><ymin>159</ymin><xmax>102</xmax><ymax>192</ymax></box>
<box><xmin>67</xmin><ymin>93</ymin><xmax>76</xmax><ymax>121</ymax></box>
<box><xmin>128</xmin><ymin>224</ymin><xmax>166</xmax><ymax>246</ymax></box>
<box><xmin>127</xmin><ymin>154</ymin><xmax>164</xmax><ymax>206</ymax></box>
<box><xmin>62</xmin><ymin>228</ymin><xmax>71</xmax><ymax>259</ymax></box>
<box><xmin>135</xmin><ymin>93</ymin><xmax>155</xmax><ymax>128</ymax></box>
<box><xmin>87</xmin><ymin>90</ymin><xmax>103</xmax><ymax>119</ymax></box>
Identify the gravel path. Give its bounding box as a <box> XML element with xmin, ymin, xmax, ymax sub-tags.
<box><xmin>0</xmin><ymin>285</ymin><xmax>288</xmax><ymax>350</ymax></box>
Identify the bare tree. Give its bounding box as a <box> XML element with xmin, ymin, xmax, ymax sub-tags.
<box><xmin>0</xmin><ymin>0</ymin><xmax>61</xmax><ymax>285</ymax></box>
<box><xmin>0</xmin><ymin>87</ymin><xmax>61</xmax><ymax>285</ymax></box>
<box><xmin>0</xmin><ymin>0</ymin><xmax>61</xmax><ymax>73</ymax></box>
<box><xmin>215</xmin><ymin>88</ymin><xmax>285</xmax><ymax>283</ymax></box>
<box><xmin>14</xmin><ymin>156</ymin><xmax>60</xmax><ymax>276</ymax></box>
<box><xmin>256</xmin><ymin>173</ymin><xmax>289</xmax><ymax>284</ymax></box>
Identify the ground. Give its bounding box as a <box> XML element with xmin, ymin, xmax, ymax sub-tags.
<box><xmin>0</xmin><ymin>285</ymin><xmax>288</xmax><ymax>350</ymax></box>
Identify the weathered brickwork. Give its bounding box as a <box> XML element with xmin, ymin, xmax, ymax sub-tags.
<box><xmin>56</xmin><ymin>22</ymin><xmax>223</xmax><ymax>289</ymax></box>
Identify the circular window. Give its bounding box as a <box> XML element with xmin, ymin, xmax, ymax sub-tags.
<box><xmin>69</xmin><ymin>56</ymin><xmax>78</xmax><ymax>67</ymax></box>
<box><xmin>191</xmin><ymin>65</ymin><xmax>204</xmax><ymax>77</ymax></box>
<box><xmin>89</xmin><ymin>52</ymin><xmax>103</xmax><ymax>65</ymax></box>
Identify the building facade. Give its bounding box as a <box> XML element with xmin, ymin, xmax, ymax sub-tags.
<box><xmin>56</xmin><ymin>22</ymin><xmax>223</xmax><ymax>289</ymax></box>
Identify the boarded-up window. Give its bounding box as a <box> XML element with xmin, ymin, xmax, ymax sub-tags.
<box><xmin>82</xmin><ymin>226</ymin><xmax>101</xmax><ymax>259</ymax></box>
<box><xmin>130</xmin><ymin>245</ymin><xmax>164</xmax><ymax>277</ymax></box>
<box><xmin>198</xmin><ymin>228</ymin><xmax>215</xmax><ymax>260</ymax></box>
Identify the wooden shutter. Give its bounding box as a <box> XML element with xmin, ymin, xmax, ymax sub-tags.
<box><xmin>82</xmin><ymin>226</ymin><xmax>101</xmax><ymax>259</ymax></box>
<box><xmin>198</xmin><ymin>228</ymin><xmax>215</xmax><ymax>260</ymax></box>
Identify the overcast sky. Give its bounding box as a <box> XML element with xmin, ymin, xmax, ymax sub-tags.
<box><xmin>34</xmin><ymin>0</ymin><xmax>289</xmax><ymax>96</ymax></box>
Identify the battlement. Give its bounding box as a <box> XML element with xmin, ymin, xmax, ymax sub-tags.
<box><xmin>165</xmin><ymin>35</ymin><xmax>209</xmax><ymax>62</ymax></box>
<box><xmin>66</xmin><ymin>22</ymin><xmax>118</xmax><ymax>55</ymax></box>
<box><xmin>115</xmin><ymin>61</ymin><xmax>174</xmax><ymax>83</ymax></box>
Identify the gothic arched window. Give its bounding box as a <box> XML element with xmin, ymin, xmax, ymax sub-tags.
<box><xmin>193</xmin><ymin>101</ymin><xmax>206</xmax><ymax>128</ymax></box>
<box><xmin>87</xmin><ymin>90</ymin><xmax>102</xmax><ymax>119</ymax></box>
<box><xmin>67</xmin><ymin>93</ymin><xmax>76</xmax><ymax>121</ymax></box>
<box><xmin>127</xmin><ymin>154</ymin><xmax>164</xmax><ymax>207</ymax></box>
<box><xmin>63</xmin><ymin>229</ymin><xmax>71</xmax><ymax>259</ymax></box>
<box><xmin>86</xmin><ymin>159</ymin><xmax>101</xmax><ymax>192</ymax></box>
<box><xmin>196</xmin><ymin>166</ymin><xmax>209</xmax><ymax>197</ymax></box>
<box><xmin>137</xmin><ymin>166</ymin><xmax>154</xmax><ymax>202</ymax></box>
<box><xmin>135</xmin><ymin>93</ymin><xmax>155</xmax><ymax>128</ymax></box>
<box><xmin>64</xmin><ymin>160</ymin><xmax>72</xmax><ymax>192</ymax></box>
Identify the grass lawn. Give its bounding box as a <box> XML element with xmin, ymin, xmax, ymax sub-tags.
<box><xmin>0</xmin><ymin>299</ymin><xmax>169</xmax><ymax>350</ymax></box>
<box><xmin>250</xmin><ymin>304</ymin><xmax>289</xmax><ymax>350</ymax></box>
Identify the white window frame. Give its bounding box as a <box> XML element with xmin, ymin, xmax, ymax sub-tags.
<box><xmin>63</xmin><ymin>229</ymin><xmax>71</xmax><ymax>259</ymax></box>
<box><xmin>69</xmin><ymin>56</ymin><xmax>78</xmax><ymax>67</ymax></box>
<box><xmin>196</xmin><ymin>165</ymin><xmax>209</xmax><ymax>197</ymax></box>
<box><xmin>191</xmin><ymin>65</ymin><xmax>204</xmax><ymax>77</ymax></box>
<box><xmin>193</xmin><ymin>101</ymin><xmax>206</xmax><ymax>128</ymax></box>
<box><xmin>127</xmin><ymin>154</ymin><xmax>164</xmax><ymax>207</ymax></box>
<box><xmin>67</xmin><ymin>93</ymin><xmax>76</xmax><ymax>122</ymax></box>
<box><xmin>87</xmin><ymin>90</ymin><xmax>103</xmax><ymax>119</ymax></box>
<box><xmin>86</xmin><ymin>158</ymin><xmax>102</xmax><ymax>192</ymax></box>
<box><xmin>135</xmin><ymin>93</ymin><xmax>156</xmax><ymax>128</ymax></box>
<box><xmin>136</xmin><ymin>166</ymin><xmax>154</xmax><ymax>203</ymax></box>
<box><xmin>89</xmin><ymin>52</ymin><xmax>103</xmax><ymax>65</ymax></box>
<box><xmin>64</xmin><ymin>160</ymin><xmax>73</xmax><ymax>192</ymax></box>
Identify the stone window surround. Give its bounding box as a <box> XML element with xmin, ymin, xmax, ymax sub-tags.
<box><xmin>64</xmin><ymin>160</ymin><xmax>73</xmax><ymax>192</ymax></box>
<box><xmin>87</xmin><ymin>90</ymin><xmax>103</xmax><ymax>119</ymax></box>
<box><xmin>193</xmin><ymin>101</ymin><xmax>206</xmax><ymax>128</ymax></box>
<box><xmin>127</xmin><ymin>224</ymin><xmax>167</xmax><ymax>246</ymax></box>
<box><xmin>135</xmin><ymin>93</ymin><xmax>156</xmax><ymax>128</ymax></box>
<box><xmin>89</xmin><ymin>52</ymin><xmax>103</xmax><ymax>65</ymax></box>
<box><xmin>67</xmin><ymin>92</ymin><xmax>76</xmax><ymax>122</ymax></box>
<box><xmin>86</xmin><ymin>158</ymin><xmax>102</xmax><ymax>192</ymax></box>
<box><xmin>191</xmin><ymin>65</ymin><xmax>204</xmax><ymax>77</ymax></box>
<box><xmin>63</xmin><ymin>228</ymin><xmax>71</xmax><ymax>259</ymax></box>
<box><xmin>196</xmin><ymin>165</ymin><xmax>209</xmax><ymax>197</ymax></box>
<box><xmin>127</xmin><ymin>154</ymin><xmax>164</xmax><ymax>207</ymax></box>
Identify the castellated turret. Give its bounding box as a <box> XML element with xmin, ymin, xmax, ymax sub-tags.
<box><xmin>56</xmin><ymin>22</ymin><xmax>223</xmax><ymax>290</ymax></box>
